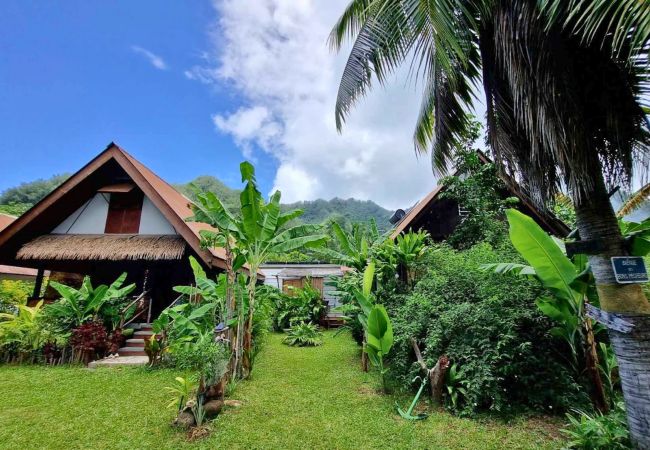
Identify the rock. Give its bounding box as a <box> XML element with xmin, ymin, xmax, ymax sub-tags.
<box><xmin>173</xmin><ymin>411</ymin><xmax>196</xmax><ymax>429</ymax></box>
<box><xmin>224</xmin><ymin>399</ymin><xmax>243</xmax><ymax>408</ymax></box>
<box><xmin>203</xmin><ymin>400</ymin><xmax>224</xmax><ymax>418</ymax></box>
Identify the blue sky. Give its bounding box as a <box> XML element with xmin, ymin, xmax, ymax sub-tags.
<box><xmin>0</xmin><ymin>1</ymin><xmax>277</xmax><ymax>194</ymax></box>
<box><xmin>0</xmin><ymin>1</ymin><xmax>440</xmax><ymax>209</ymax></box>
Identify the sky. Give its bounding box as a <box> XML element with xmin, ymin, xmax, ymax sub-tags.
<box><xmin>0</xmin><ymin>0</ymin><xmax>469</xmax><ymax>210</ymax></box>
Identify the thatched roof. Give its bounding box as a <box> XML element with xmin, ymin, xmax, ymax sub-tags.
<box><xmin>17</xmin><ymin>234</ymin><xmax>186</xmax><ymax>261</ymax></box>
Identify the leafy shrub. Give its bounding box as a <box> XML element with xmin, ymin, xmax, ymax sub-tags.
<box><xmin>0</xmin><ymin>280</ymin><xmax>33</xmax><ymax>313</ymax></box>
<box><xmin>273</xmin><ymin>281</ymin><xmax>325</xmax><ymax>330</ymax></box>
<box><xmin>283</xmin><ymin>322</ymin><xmax>323</xmax><ymax>347</ymax></box>
<box><xmin>70</xmin><ymin>320</ymin><xmax>108</xmax><ymax>363</ymax></box>
<box><xmin>169</xmin><ymin>335</ymin><xmax>230</xmax><ymax>386</ymax></box>
<box><xmin>562</xmin><ymin>402</ymin><xmax>631</xmax><ymax>449</ymax></box>
<box><xmin>388</xmin><ymin>243</ymin><xmax>587</xmax><ymax>416</ymax></box>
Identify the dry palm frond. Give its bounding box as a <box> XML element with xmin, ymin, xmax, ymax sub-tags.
<box><xmin>617</xmin><ymin>183</ymin><xmax>650</xmax><ymax>217</ymax></box>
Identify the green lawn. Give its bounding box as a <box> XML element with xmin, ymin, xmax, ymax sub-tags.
<box><xmin>0</xmin><ymin>331</ymin><xmax>564</xmax><ymax>449</ymax></box>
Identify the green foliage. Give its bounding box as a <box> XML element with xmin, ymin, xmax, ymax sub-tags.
<box><xmin>365</xmin><ymin>304</ymin><xmax>393</xmax><ymax>392</ymax></box>
<box><xmin>438</xmin><ymin>124</ymin><xmax>514</xmax><ymax>250</ymax></box>
<box><xmin>0</xmin><ymin>173</ymin><xmax>69</xmax><ymax>206</ymax></box>
<box><xmin>618</xmin><ymin>217</ymin><xmax>650</xmax><ymax>257</ymax></box>
<box><xmin>165</xmin><ymin>376</ymin><xmax>198</xmax><ymax>412</ymax></box>
<box><xmin>317</xmin><ymin>219</ymin><xmax>386</xmax><ymax>270</ymax></box>
<box><xmin>169</xmin><ymin>335</ymin><xmax>229</xmax><ymax>387</ymax></box>
<box><xmin>273</xmin><ymin>280</ymin><xmax>325</xmax><ymax>330</ymax></box>
<box><xmin>175</xmin><ymin>175</ymin><xmax>392</xmax><ymax>229</ymax></box>
<box><xmin>389</xmin><ymin>243</ymin><xmax>586</xmax><ymax>415</ymax></box>
<box><xmin>0</xmin><ymin>301</ymin><xmax>45</xmax><ymax>356</ymax></box>
<box><xmin>283</xmin><ymin>322</ymin><xmax>324</xmax><ymax>347</ymax></box>
<box><xmin>0</xmin><ymin>280</ymin><xmax>33</xmax><ymax>312</ymax></box>
<box><xmin>0</xmin><ymin>203</ymin><xmax>32</xmax><ymax>216</ymax></box>
<box><xmin>46</xmin><ymin>273</ymin><xmax>136</xmax><ymax>329</ymax></box>
<box><xmin>552</xmin><ymin>194</ymin><xmax>577</xmax><ymax>229</ymax></box>
<box><xmin>562</xmin><ymin>402</ymin><xmax>631</xmax><ymax>450</ymax></box>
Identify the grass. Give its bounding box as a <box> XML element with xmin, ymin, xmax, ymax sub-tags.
<box><xmin>0</xmin><ymin>331</ymin><xmax>564</xmax><ymax>449</ymax></box>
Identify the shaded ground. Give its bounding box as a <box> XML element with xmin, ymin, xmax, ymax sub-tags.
<box><xmin>0</xmin><ymin>331</ymin><xmax>563</xmax><ymax>449</ymax></box>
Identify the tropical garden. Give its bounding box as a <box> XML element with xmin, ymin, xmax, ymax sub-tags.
<box><xmin>1</xmin><ymin>0</ymin><xmax>650</xmax><ymax>449</ymax></box>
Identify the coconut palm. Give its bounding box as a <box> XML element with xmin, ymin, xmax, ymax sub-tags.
<box><xmin>331</xmin><ymin>1</ymin><xmax>650</xmax><ymax>446</ymax></box>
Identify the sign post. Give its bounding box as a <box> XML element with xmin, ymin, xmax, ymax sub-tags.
<box><xmin>611</xmin><ymin>256</ymin><xmax>649</xmax><ymax>284</ymax></box>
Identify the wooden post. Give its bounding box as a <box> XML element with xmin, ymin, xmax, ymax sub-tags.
<box><xmin>411</xmin><ymin>338</ymin><xmax>449</xmax><ymax>407</ymax></box>
<box><xmin>32</xmin><ymin>268</ymin><xmax>44</xmax><ymax>300</ymax></box>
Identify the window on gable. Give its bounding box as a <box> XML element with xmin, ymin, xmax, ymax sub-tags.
<box><xmin>104</xmin><ymin>190</ymin><xmax>144</xmax><ymax>234</ymax></box>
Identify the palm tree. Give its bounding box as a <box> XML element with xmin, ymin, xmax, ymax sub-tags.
<box><xmin>331</xmin><ymin>1</ymin><xmax>650</xmax><ymax>446</ymax></box>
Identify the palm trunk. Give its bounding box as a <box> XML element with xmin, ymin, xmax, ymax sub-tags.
<box><xmin>573</xmin><ymin>173</ymin><xmax>650</xmax><ymax>449</ymax></box>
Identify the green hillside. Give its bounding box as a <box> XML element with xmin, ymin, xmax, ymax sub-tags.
<box><xmin>0</xmin><ymin>174</ymin><xmax>392</xmax><ymax>229</ymax></box>
<box><xmin>176</xmin><ymin>176</ymin><xmax>392</xmax><ymax>230</ymax></box>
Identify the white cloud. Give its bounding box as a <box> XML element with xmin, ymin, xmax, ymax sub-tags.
<box><xmin>131</xmin><ymin>45</ymin><xmax>168</xmax><ymax>70</ymax></box>
<box><xmin>212</xmin><ymin>106</ymin><xmax>282</xmax><ymax>159</ymax></box>
<box><xmin>189</xmin><ymin>0</ymin><xmax>440</xmax><ymax>210</ymax></box>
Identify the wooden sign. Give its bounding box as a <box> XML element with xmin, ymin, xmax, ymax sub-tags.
<box><xmin>611</xmin><ymin>256</ymin><xmax>649</xmax><ymax>284</ymax></box>
<box><xmin>585</xmin><ymin>304</ymin><xmax>634</xmax><ymax>334</ymax></box>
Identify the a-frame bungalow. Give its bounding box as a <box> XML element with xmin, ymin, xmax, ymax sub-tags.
<box><xmin>390</xmin><ymin>151</ymin><xmax>570</xmax><ymax>240</ymax></box>
<box><xmin>0</xmin><ymin>143</ymin><xmax>241</xmax><ymax>321</ymax></box>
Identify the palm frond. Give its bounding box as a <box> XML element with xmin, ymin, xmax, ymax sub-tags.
<box><xmin>540</xmin><ymin>0</ymin><xmax>650</xmax><ymax>61</ymax></box>
<box><xmin>617</xmin><ymin>182</ymin><xmax>650</xmax><ymax>217</ymax></box>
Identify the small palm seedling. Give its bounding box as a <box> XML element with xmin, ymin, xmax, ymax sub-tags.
<box><xmin>283</xmin><ymin>322</ymin><xmax>323</xmax><ymax>347</ymax></box>
<box><xmin>165</xmin><ymin>376</ymin><xmax>198</xmax><ymax>412</ymax></box>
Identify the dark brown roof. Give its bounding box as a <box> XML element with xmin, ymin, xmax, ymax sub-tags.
<box><xmin>391</xmin><ymin>152</ymin><xmax>570</xmax><ymax>239</ymax></box>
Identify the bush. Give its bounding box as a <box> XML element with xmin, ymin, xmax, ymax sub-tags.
<box><xmin>283</xmin><ymin>322</ymin><xmax>323</xmax><ymax>347</ymax></box>
<box><xmin>387</xmin><ymin>243</ymin><xmax>587</xmax><ymax>416</ymax></box>
<box><xmin>169</xmin><ymin>336</ymin><xmax>230</xmax><ymax>386</ymax></box>
<box><xmin>562</xmin><ymin>402</ymin><xmax>631</xmax><ymax>449</ymax></box>
<box><xmin>273</xmin><ymin>281</ymin><xmax>325</xmax><ymax>331</ymax></box>
<box><xmin>0</xmin><ymin>280</ymin><xmax>33</xmax><ymax>313</ymax></box>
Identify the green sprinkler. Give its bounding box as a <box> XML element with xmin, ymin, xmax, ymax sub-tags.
<box><xmin>396</xmin><ymin>375</ymin><xmax>429</xmax><ymax>420</ymax></box>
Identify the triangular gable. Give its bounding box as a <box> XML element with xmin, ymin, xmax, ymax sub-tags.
<box><xmin>0</xmin><ymin>143</ymin><xmax>228</xmax><ymax>271</ymax></box>
<box><xmin>390</xmin><ymin>151</ymin><xmax>570</xmax><ymax>239</ymax></box>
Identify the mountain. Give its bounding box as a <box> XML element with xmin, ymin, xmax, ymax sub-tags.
<box><xmin>176</xmin><ymin>176</ymin><xmax>393</xmax><ymax>230</ymax></box>
<box><xmin>0</xmin><ymin>174</ymin><xmax>392</xmax><ymax>229</ymax></box>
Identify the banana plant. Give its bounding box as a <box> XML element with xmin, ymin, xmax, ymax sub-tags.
<box><xmin>316</xmin><ymin>219</ymin><xmax>388</xmax><ymax>271</ymax></box>
<box><xmin>483</xmin><ymin>209</ymin><xmax>609</xmax><ymax>411</ymax></box>
<box><xmin>366</xmin><ymin>304</ymin><xmax>393</xmax><ymax>393</ymax></box>
<box><xmin>47</xmin><ymin>273</ymin><xmax>136</xmax><ymax>328</ymax></box>
<box><xmin>173</xmin><ymin>256</ymin><xmax>227</xmax><ymax>324</ymax></box>
<box><xmin>189</xmin><ymin>161</ymin><xmax>328</xmax><ymax>378</ymax></box>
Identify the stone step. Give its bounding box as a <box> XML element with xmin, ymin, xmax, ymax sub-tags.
<box><xmin>126</xmin><ymin>338</ymin><xmax>145</xmax><ymax>348</ymax></box>
<box><xmin>134</xmin><ymin>330</ymin><xmax>155</xmax><ymax>338</ymax></box>
<box><xmin>118</xmin><ymin>346</ymin><xmax>147</xmax><ymax>357</ymax></box>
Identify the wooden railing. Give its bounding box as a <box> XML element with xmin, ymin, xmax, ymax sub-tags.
<box><xmin>119</xmin><ymin>290</ymin><xmax>150</xmax><ymax>329</ymax></box>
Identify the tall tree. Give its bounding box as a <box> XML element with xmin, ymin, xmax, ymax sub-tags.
<box><xmin>331</xmin><ymin>1</ymin><xmax>650</xmax><ymax>446</ymax></box>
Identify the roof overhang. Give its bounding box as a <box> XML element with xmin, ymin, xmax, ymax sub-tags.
<box><xmin>17</xmin><ymin>234</ymin><xmax>187</xmax><ymax>262</ymax></box>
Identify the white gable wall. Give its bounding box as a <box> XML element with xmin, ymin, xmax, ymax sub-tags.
<box><xmin>53</xmin><ymin>193</ymin><xmax>110</xmax><ymax>234</ymax></box>
<box><xmin>139</xmin><ymin>197</ymin><xmax>177</xmax><ymax>235</ymax></box>
<box><xmin>52</xmin><ymin>193</ymin><xmax>177</xmax><ymax>235</ymax></box>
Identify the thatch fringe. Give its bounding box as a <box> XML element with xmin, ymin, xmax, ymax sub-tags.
<box><xmin>17</xmin><ymin>234</ymin><xmax>186</xmax><ymax>261</ymax></box>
